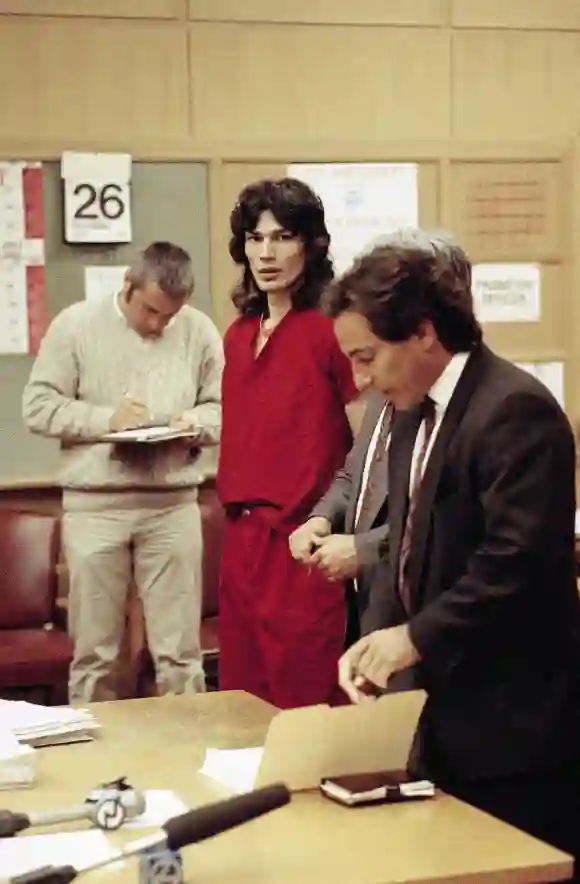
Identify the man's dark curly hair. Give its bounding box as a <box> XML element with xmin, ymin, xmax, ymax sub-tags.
<box><xmin>229</xmin><ymin>177</ymin><xmax>334</xmax><ymax>316</ymax></box>
<box><xmin>322</xmin><ymin>235</ymin><xmax>482</xmax><ymax>353</ymax></box>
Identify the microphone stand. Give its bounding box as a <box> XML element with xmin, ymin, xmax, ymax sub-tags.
<box><xmin>2</xmin><ymin>782</ymin><xmax>291</xmax><ymax>884</ymax></box>
<box><xmin>0</xmin><ymin>778</ymin><xmax>146</xmax><ymax>837</ymax></box>
<box><xmin>5</xmin><ymin>833</ymin><xmax>185</xmax><ymax>884</ymax></box>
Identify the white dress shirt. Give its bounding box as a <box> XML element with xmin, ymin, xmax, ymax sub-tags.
<box><xmin>409</xmin><ymin>352</ymin><xmax>470</xmax><ymax>492</ymax></box>
<box><xmin>355</xmin><ymin>404</ymin><xmax>391</xmax><ymax>528</ymax></box>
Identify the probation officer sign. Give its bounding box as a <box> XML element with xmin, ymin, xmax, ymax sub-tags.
<box><xmin>472</xmin><ymin>263</ymin><xmax>541</xmax><ymax>323</ymax></box>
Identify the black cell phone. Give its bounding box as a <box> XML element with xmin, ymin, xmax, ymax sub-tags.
<box><xmin>319</xmin><ymin>770</ymin><xmax>435</xmax><ymax>807</ymax></box>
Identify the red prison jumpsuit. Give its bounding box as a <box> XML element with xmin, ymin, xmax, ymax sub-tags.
<box><xmin>217</xmin><ymin>308</ymin><xmax>357</xmax><ymax>709</ymax></box>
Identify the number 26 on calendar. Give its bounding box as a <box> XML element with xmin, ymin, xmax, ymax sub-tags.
<box><xmin>74</xmin><ymin>183</ymin><xmax>125</xmax><ymax>221</ymax></box>
<box><xmin>64</xmin><ymin>177</ymin><xmax>132</xmax><ymax>244</ymax></box>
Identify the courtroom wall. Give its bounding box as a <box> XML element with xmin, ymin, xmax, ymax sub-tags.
<box><xmin>2</xmin><ymin>0</ymin><xmax>580</xmax><ymax>426</ymax></box>
<box><xmin>2</xmin><ymin>1</ymin><xmax>580</xmax><ymax>147</ymax></box>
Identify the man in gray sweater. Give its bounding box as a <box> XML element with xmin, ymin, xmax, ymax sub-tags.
<box><xmin>22</xmin><ymin>242</ymin><xmax>223</xmax><ymax>702</ymax></box>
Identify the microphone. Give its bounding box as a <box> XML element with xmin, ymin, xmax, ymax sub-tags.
<box><xmin>166</xmin><ymin>781</ymin><xmax>290</xmax><ymax>850</ymax></box>
<box><xmin>3</xmin><ymin>783</ymin><xmax>291</xmax><ymax>884</ymax></box>
<box><xmin>0</xmin><ymin>779</ymin><xmax>146</xmax><ymax>837</ymax></box>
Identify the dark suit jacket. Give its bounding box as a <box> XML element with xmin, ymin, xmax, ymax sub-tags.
<box><xmin>363</xmin><ymin>344</ymin><xmax>580</xmax><ymax>782</ymax></box>
<box><xmin>311</xmin><ymin>390</ymin><xmax>389</xmax><ymax>611</ymax></box>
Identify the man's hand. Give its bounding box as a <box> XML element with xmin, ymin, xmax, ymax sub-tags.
<box><xmin>310</xmin><ymin>534</ymin><xmax>359</xmax><ymax>580</ymax></box>
<box><xmin>338</xmin><ymin>625</ymin><xmax>420</xmax><ymax>704</ymax></box>
<box><xmin>109</xmin><ymin>397</ymin><xmax>150</xmax><ymax>432</ymax></box>
<box><xmin>168</xmin><ymin>414</ymin><xmax>201</xmax><ymax>452</ymax></box>
<box><xmin>289</xmin><ymin>517</ymin><xmax>331</xmax><ymax>563</ymax></box>
<box><xmin>169</xmin><ymin>413</ymin><xmax>196</xmax><ymax>432</ymax></box>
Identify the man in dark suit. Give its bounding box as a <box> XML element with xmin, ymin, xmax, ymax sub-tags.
<box><xmin>289</xmin><ymin>230</ymin><xmax>460</xmax><ymax>634</ymax></box>
<box><xmin>289</xmin><ymin>389</ymin><xmax>391</xmax><ymax>642</ymax></box>
<box><xmin>323</xmin><ymin>231</ymin><xmax>580</xmax><ymax>871</ymax></box>
<box><xmin>289</xmin><ymin>391</ymin><xmax>388</xmax><ymax>583</ymax></box>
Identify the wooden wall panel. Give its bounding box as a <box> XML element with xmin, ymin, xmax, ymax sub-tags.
<box><xmin>0</xmin><ymin>18</ymin><xmax>190</xmax><ymax>140</ymax></box>
<box><xmin>451</xmin><ymin>0</ymin><xmax>580</xmax><ymax>30</ymax></box>
<box><xmin>449</xmin><ymin>161</ymin><xmax>564</xmax><ymax>261</ymax></box>
<box><xmin>563</xmin><ymin>142</ymin><xmax>580</xmax><ymax>417</ymax></box>
<box><xmin>189</xmin><ymin>24</ymin><xmax>451</xmax><ymax>143</ymax></box>
<box><xmin>0</xmin><ymin>0</ymin><xmax>186</xmax><ymax>17</ymax></box>
<box><xmin>188</xmin><ymin>0</ymin><xmax>447</xmax><ymax>26</ymax></box>
<box><xmin>481</xmin><ymin>265</ymin><xmax>566</xmax><ymax>361</ymax></box>
<box><xmin>0</xmin><ymin>4</ymin><xmax>578</xmax><ymax>468</ymax></box>
<box><xmin>452</xmin><ymin>30</ymin><xmax>580</xmax><ymax>140</ymax></box>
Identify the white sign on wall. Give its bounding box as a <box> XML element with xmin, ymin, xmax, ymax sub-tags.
<box><xmin>84</xmin><ymin>265</ymin><xmax>129</xmax><ymax>302</ymax></box>
<box><xmin>287</xmin><ymin>163</ymin><xmax>419</xmax><ymax>274</ymax></box>
<box><xmin>473</xmin><ymin>263</ymin><xmax>541</xmax><ymax>323</ymax></box>
<box><xmin>62</xmin><ymin>152</ymin><xmax>132</xmax><ymax>244</ymax></box>
<box><xmin>516</xmin><ymin>361</ymin><xmax>564</xmax><ymax>408</ymax></box>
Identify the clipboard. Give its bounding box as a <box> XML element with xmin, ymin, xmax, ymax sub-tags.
<box><xmin>98</xmin><ymin>425</ymin><xmax>202</xmax><ymax>444</ymax></box>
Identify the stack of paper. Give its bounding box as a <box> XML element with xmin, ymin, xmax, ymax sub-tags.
<box><xmin>0</xmin><ymin>726</ymin><xmax>37</xmax><ymax>788</ymax></box>
<box><xmin>0</xmin><ymin>700</ymin><xmax>100</xmax><ymax>747</ymax></box>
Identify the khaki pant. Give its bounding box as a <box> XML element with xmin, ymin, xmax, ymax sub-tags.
<box><xmin>63</xmin><ymin>490</ymin><xmax>205</xmax><ymax>703</ymax></box>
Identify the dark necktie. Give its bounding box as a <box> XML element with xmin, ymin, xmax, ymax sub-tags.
<box><xmin>356</xmin><ymin>403</ymin><xmax>393</xmax><ymax>529</ymax></box>
<box><xmin>397</xmin><ymin>396</ymin><xmax>436</xmax><ymax>611</ymax></box>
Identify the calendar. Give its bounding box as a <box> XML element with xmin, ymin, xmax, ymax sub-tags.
<box><xmin>62</xmin><ymin>152</ymin><xmax>132</xmax><ymax>244</ymax></box>
<box><xmin>0</xmin><ymin>162</ymin><xmax>48</xmax><ymax>354</ymax></box>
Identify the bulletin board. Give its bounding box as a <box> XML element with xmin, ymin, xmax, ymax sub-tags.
<box><xmin>0</xmin><ymin>161</ymin><xmax>211</xmax><ymax>482</ymax></box>
<box><xmin>448</xmin><ymin>159</ymin><xmax>568</xmax><ymax>403</ymax></box>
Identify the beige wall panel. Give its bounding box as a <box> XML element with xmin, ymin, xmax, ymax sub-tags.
<box><xmin>563</xmin><ymin>139</ymin><xmax>580</xmax><ymax>419</ymax></box>
<box><xmin>0</xmin><ymin>0</ymin><xmax>185</xmax><ymax>17</ymax></box>
<box><xmin>213</xmin><ymin>162</ymin><xmax>285</xmax><ymax>332</ymax></box>
<box><xmin>188</xmin><ymin>0</ymin><xmax>447</xmax><ymax>26</ymax></box>
<box><xmin>452</xmin><ymin>0</ymin><xmax>580</xmax><ymax>30</ymax></box>
<box><xmin>449</xmin><ymin>161</ymin><xmax>564</xmax><ymax>261</ymax></box>
<box><xmin>453</xmin><ymin>30</ymin><xmax>580</xmax><ymax>140</ymax></box>
<box><xmin>481</xmin><ymin>265</ymin><xmax>565</xmax><ymax>361</ymax></box>
<box><xmin>189</xmin><ymin>23</ymin><xmax>451</xmax><ymax>142</ymax></box>
<box><xmin>0</xmin><ymin>18</ymin><xmax>189</xmax><ymax>140</ymax></box>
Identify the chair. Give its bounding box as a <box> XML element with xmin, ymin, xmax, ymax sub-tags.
<box><xmin>0</xmin><ymin>510</ymin><xmax>72</xmax><ymax>705</ymax></box>
<box><xmin>198</xmin><ymin>485</ymin><xmax>226</xmax><ymax>688</ymax></box>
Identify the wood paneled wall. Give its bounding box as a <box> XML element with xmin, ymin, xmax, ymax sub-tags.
<box><xmin>2</xmin><ymin>0</ymin><xmax>580</xmax><ymax>477</ymax></box>
<box><xmin>3</xmin><ymin>1</ymin><xmax>580</xmax><ymax>145</ymax></box>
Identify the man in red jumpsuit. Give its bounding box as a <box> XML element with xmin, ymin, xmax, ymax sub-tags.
<box><xmin>217</xmin><ymin>177</ymin><xmax>362</xmax><ymax>709</ymax></box>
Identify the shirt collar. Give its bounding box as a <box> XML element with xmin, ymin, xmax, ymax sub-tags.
<box><xmin>428</xmin><ymin>351</ymin><xmax>470</xmax><ymax>411</ymax></box>
<box><xmin>114</xmin><ymin>292</ymin><xmax>124</xmax><ymax>318</ymax></box>
<box><xmin>114</xmin><ymin>291</ymin><xmax>178</xmax><ymax>331</ymax></box>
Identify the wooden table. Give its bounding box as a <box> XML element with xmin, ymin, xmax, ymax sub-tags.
<box><xmin>2</xmin><ymin>692</ymin><xmax>573</xmax><ymax>883</ymax></box>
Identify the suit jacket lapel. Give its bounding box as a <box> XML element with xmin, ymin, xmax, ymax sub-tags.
<box><xmin>406</xmin><ymin>346</ymin><xmax>487</xmax><ymax>598</ymax></box>
<box><xmin>345</xmin><ymin>393</ymin><xmax>388</xmax><ymax>533</ymax></box>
